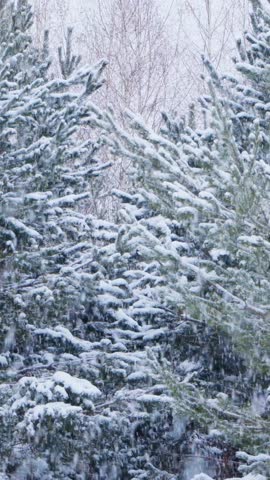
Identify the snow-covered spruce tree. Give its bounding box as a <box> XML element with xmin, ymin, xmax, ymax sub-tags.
<box><xmin>0</xmin><ymin>1</ymin><xmax>127</xmax><ymax>477</ymax></box>
<box><xmin>89</xmin><ymin>0</ymin><xmax>270</xmax><ymax>477</ymax></box>
<box><xmin>0</xmin><ymin>3</ymin><xmax>185</xmax><ymax>479</ymax></box>
<box><xmin>0</xmin><ymin>2</ymin><xmax>109</xmax><ymax>339</ymax></box>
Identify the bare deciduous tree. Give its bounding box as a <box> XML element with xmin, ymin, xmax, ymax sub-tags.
<box><xmin>69</xmin><ymin>0</ymin><xmax>192</xmax><ymax>213</ymax></box>
<box><xmin>29</xmin><ymin>0</ymin><xmax>250</xmax><ymax>217</ymax></box>
<box><xmin>77</xmin><ymin>0</ymin><xmax>187</xmax><ymax>127</ymax></box>
<box><xmin>178</xmin><ymin>0</ymin><xmax>250</xmax><ymax>97</ymax></box>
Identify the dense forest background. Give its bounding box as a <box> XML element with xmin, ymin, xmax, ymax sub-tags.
<box><xmin>0</xmin><ymin>0</ymin><xmax>269</xmax><ymax>479</ymax></box>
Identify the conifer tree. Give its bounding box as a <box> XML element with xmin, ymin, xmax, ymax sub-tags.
<box><xmin>0</xmin><ymin>0</ymin><xmax>114</xmax><ymax>476</ymax></box>
<box><xmin>0</xmin><ymin>3</ymin><xmax>185</xmax><ymax>479</ymax></box>
<box><xmin>90</xmin><ymin>0</ymin><xmax>270</xmax><ymax>477</ymax></box>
